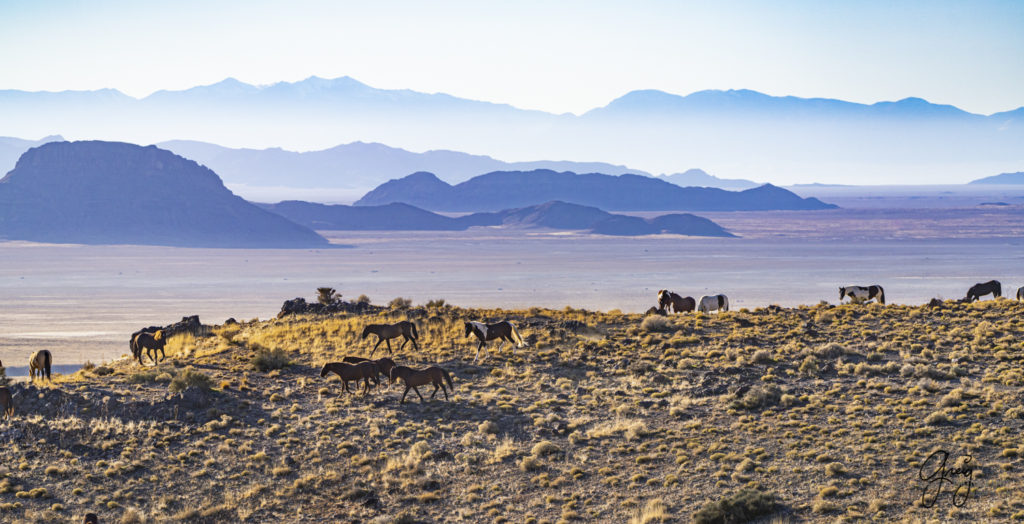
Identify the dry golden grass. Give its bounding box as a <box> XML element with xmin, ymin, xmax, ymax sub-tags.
<box><xmin>0</xmin><ymin>299</ymin><xmax>1022</xmax><ymax>522</ymax></box>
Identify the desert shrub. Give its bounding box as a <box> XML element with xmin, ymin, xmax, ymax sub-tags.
<box><xmin>798</xmin><ymin>355</ymin><xmax>821</xmax><ymax>376</ymax></box>
<box><xmin>388</xmin><ymin>297</ymin><xmax>413</xmax><ymax>309</ymax></box>
<box><xmin>729</xmin><ymin>385</ymin><xmax>782</xmax><ymax>410</ymax></box>
<box><xmin>356</xmin><ymin>294</ymin><xmax>371</xmax><ymax>304</ymax></box>
<box><xmin>93</xmin><ymin>366</ymin><xmax>115</xmax><ymax>376</ymax></box>
<box><xmin>531</xmin><ymin>440</ymin><xmax>561</xmax><ymax>457</ymax></box>
<box><xmin>316</xmin><ymin>287</ymin><xmax>341</xmax><ymax>305</ymax></box>
<box><xmin>641</xmin><ymin>315</ymin><xmax>673</xmax><ymax>333</ymax></box>
<box><xmin>251</xmin><ymin>348</ymin><xmax>291</xmax><ymax>372</ymax></box>
<box><xmin>168</xmin><ymin>367</ymin><xmax>214</xmax><ymax>393</ymax></box>
<box><xmin>425</xmin><ymin>298</ymin><xmax>447</xmax><ymax>308</ymax></box>
<box><xmin>693</xmin><ymin>488</ymin><xmax>777</xmax><ymax>524</ymax></box>
<box><xmin>629</xmin><ymin>498</ymin><xmax>670</xmax><ymax>524</ymax></box>
<box><xmin>813</xmin><ymin>342</ymin><xmax>847</xmax><ymax>358</ymax></box>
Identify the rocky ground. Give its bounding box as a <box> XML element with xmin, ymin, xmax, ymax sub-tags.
<box><xmin>0</xmin><ymin>298</ymin><xmax>1022</xmax><ymax>523</ymax></box>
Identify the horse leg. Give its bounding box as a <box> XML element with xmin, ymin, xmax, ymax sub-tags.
<box><xmin>413</xmin><ymin>386</ymin><xmax>425</xmax><ymax>403</ymax></box>
<box><xmin>431</xmin><ymin>383</ymin><xmax>439</xmax><ymax>399</ymax></box>
<box><xmin>474</xmin><ymin>340</ymin><xmax>485</xmax><ymax>363</ymax></box>
<box><xmin>370</xmin><ymin>338</ymin><xmax>382</xmax><ymax>357</ymax></box>
<box><xmin>401</xmin><ymin>386</ymin><xmax>410</xmax><ymax>404</ymax></box>
<box><xmin>398</xmin><ymin>338</ymin><xmax>408</xmax><ymax>352</ymax></box>
<box><xmin>439</xmin><ymin>381</ymin><xmax>449</xmax><ymax>401</ymax></box>
<box><xmin>362</xmin><ymin>378</ymin><xmax>370</xmax><ymax>396</ymax></box>
<box><xmin>385</xmin><ymin>338</ymin><xmax>393</xmax><ymax>356</ymax></box>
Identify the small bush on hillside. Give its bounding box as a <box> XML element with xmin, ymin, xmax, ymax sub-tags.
<box><xmin>389</xmin><ymin>297</ymin><xmax>413</xmax><ymax>309</ymax></box>
<box><xmin>169</xmin><ymin>367</ymin><xmax>214</xmax><ymax>393</ymax></box>
<box><xmin>729</xmin><ymin>385</ymin><xmax>782</xmax><ymax>410</ymax></box>
<box><xmin>316</xmin><ymin>287</ymin><xmax>341</xmax><ymax>305</ymax></box>
<box><xmin>251</xmin><ymin>348</ymin><xmax>291</xmax><ymax>372</ymax></box>
<box><xmin>641</xmin><ymin>315</ymin><xmax>673</xmax><ymax>333</ymax></box>
<box><xmin>693</xmin><ymin>488</ymin><xmax>777</xmax><ymax>524</ymax></box>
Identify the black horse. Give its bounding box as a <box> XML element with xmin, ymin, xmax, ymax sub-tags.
<box><xmin>966</xmin><ymin>280</ymin><xmax>1001</xmax><ymax>302</ymax></box>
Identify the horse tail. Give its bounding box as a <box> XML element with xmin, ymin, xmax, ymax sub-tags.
<box><xmin>996</xmin><ymin>281</ymin><xmax>1002</xmax><ymax>298</ymax></box>
<box><xmin>509</xmin><ymin>322</ymin><xmax>525</xmax><ymax>347</ymax></box>
<box><xmin>443</xmin><ymin>369</ymin><xmax>454</xmax><ymax>391</ymax></box>
<box><xmin>44</xmin><ymin>350</ymin><xmax>51</xmax><ymax>379</ymax></box>
<box><xmin>721</xmin><ymin>295</ymin><xmax>729</xmax><ymax>312</ymax></box>
<box><xmin>410</xmin><ymin>322</ymin><xmax>418</xmax><ymax>340</ymax></box>
<box><xmin>877</xmin><ymin>286</ymin><xmax>885</xmax><ymax>305</ymax></box>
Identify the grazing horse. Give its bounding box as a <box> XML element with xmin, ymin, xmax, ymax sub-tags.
<box><xmin>319</xmin><ymin>361</ymin><xmax>380</xmax><ymax>395</ymax></box>
<box><xmin>29</xmin><ymin>349</ymin><xmax>52</xmax><ymax>382</ymax></box>
<box><xmin>966</xmin><ymin>280</ymin><xmax>1001</xmax><ymax>302</ymax></box>
<box><xmin>657</xmin><ymin>290</ymin><xmax>696</xmax><ymax>313</ymax></box>
<box><xmin>0</xmin><ymin>387</ymin><xmax>13</xmax><ymax>419</ymax></box>
<box><xmin>133</xmin><ymin>330</ymin><xmax>167</xmax><ymax>364</ymax></box>
<box><xmin>839</xmin><ymin>285</ymin><xmax>886</xmax><ymax>305</ymax></box>
<box><xmin>361</xmin><ymin>321</ymin><xmax>419</xmax><ymax>356</ymax></box>
<box><xmin>697</xmin><ymin>294</ymin><xmax>729</xmax><ymax>313</ymax></box>
<box><xmin>389</xmin><ymin>365</ymin><xmax>454</xmax><ymax>403</ymax></box>
<box><xmin>342</xmin><ymin>356</ymin><xmax>396</xmax><ymax>383</ymax></box>
<box><xmin>464</xmin><ymin>321</ymin><xmax>525</xmax><ymax>363</ymax></box>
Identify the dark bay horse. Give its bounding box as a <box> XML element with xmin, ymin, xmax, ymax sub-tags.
<box><xmin>0</xmin><ymin>387</ymin><xmax>13</xmax><ymax>419</ymax></box>
<box><xmin>133</xmin><ymin>330</ymin><xmax>167</xmax><ymax>364</ymax></box>
<box><xmin>342</xmin><ymin>356</ymin><xmax>396</xmax><ymax>382</ymax></box>
<box><xmin>389</xmin><ymin>365</ymin><xmax>454</xmax><ymax>403</ymax></box>
<box><xmin>361</xmin><ymin>321</ymin><xmax>419</xmax><ymax>356</ymax></box>
<box><xmin>464</xmin><ymin>321</ymin><xmax>525</xmax><ymax>363</ymax></box>
<box><xmin>130</xmin><ymin>325</ymin><xmax>162</xmax><ymax>365</ymax></box>
<box><xmin>320</xmin><ymin>361</ymin><xmax>380</xmax><ymax>395</ymax></box>
<box><xmin>29</xmin><ymin>349</ymin><xmax>52</xmax><ymax>382</ymax></box>
<box><xmin>657</xmin><ymin>290</ymin><xmax>695</xmax><ymax>313</ymax></box>
<box><xmin>839</xmin><ymin>285</ymin><xmax>885</xmax><ymax>305</ymax></box>
<box><xmin>966</xmin><ymin>280</ymin><xmax>1001</xmax><ymax>302</ymax></box>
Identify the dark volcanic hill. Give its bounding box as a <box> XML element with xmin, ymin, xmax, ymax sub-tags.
<box><xmin>265</xmin><ymin>199</ymin><xmax>733</xmax><ymax>237</ymax></box>
<box><xmin>259</xmin><ymin>201</ymin><xmax>470</xmax><ymax>231</ymax></box>
<box><xmin>355</xmin><ymin>170</ymin><xmax>835</xmax><ymax>212</ymax></box>
<box><xmin>969</xmin><ymin>172</ymin><xmax>1024</xmax><ymax>185</ymax></box>
<box><xmin>0</xmin><ymin>141</ymin><xmax>329</xmax><ymax>247</ymax></box>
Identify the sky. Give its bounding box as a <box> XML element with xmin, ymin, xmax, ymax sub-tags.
<box><xmin>1</xmin><ymin>0</ymin><xmax>1022</xmax><ymax>115</ymax></box>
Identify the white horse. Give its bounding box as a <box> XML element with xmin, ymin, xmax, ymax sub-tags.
<box><xmin>839</xmin><ymin>285</ymin><xmax>885</xmax><ymax>305</ymax></box>
<box><xmin>697</xmin><ymin>294</ymin><xmax>729</xmax><ymax>313</ymax></box>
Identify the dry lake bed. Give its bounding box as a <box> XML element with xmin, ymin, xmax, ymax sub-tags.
<box><xmin>2</xmin><ymin>203</ymin><xmax>1024</xmax><ymax>371</ymax></box>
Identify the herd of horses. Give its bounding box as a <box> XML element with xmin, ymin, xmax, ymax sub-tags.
<box><xmin>655</xmin><ymin>280</ymin><xmax>1018</xmax><ymax>313</ymax></box>
<box><xmin>320</xmin><ymin>356</ymin><xmax>455</xmax><ymax>403</ymax></box>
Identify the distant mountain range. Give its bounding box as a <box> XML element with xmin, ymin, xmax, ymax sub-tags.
<box><xmin>655</xmin><ymin>169</ymin><xmax>758</xmax><ymax>190</ymax></box>
<box><xmin>354</xmin><ymin>171</ymin><xmax>835</xmax><ymax>212</ymax></box>
<box><xmin>0</xmin><ymin>141</ymin><xmax>328</xmax><ymax>248</ymax></box>
<box><xmin>1</xmin><ymin>76</ymin><xmax>1022</xmax><ymax>184</ymax></box>
<box><xmin>969</xmin><ymin>172</ymin><xmax>1024</xmax><ymax>185</ymax></box>
<box><xmin>261</xmin><ymin>200</ymin><xmax>734</xmax><ymax>237</ymax></box>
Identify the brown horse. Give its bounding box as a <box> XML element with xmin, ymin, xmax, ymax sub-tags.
<box><xmin>29</xmin><ymin>349</ymin><xmax>52</xmax><ymax>382</ymax></box>
<box><xmin>657</xmin><ymin>290</ymin><xmax>696</xmax><ymax>313</ymax></box>
<box><xmin>319</xmin><ymin>361</ymin><xmax>380</xmax><ymax>395</ymax></box>
<box><xmin>0</xmin><ymin>387</ymin><xmax>13</xmax><ymax>419</ymax></box>
<box><xmin>342</xmin><ymin>356</ymin><xmax>396</xmax><ymax>382</ymax></box>
<box><xmin>133</xmin><ymin>330</ymin><xmax>167</xmax><ymax>364</ymax></box>
<box><xmin>389</xmin><ymin>365</ymin><xmax>454</xmax><ymax>403</ymax></box>
<box><xmin>464</xmin><ymin>321</ymin><xmax>525</xmax><ymax>363</ymax></box>
<box><xmin>361</xmin><ymin>321</ymin><xmax>419</xmax><ymax>356</ymax></box>
<box><xmin>129</xmin><ymin>326</ymin><xmax>162</xmax><ymax>365</ymax></box>
<box><xmin>966</xmin><ymin>280</ymin><xmax>1001</xmax><ymax>302</ymax></box>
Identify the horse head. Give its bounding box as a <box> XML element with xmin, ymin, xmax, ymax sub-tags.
<box><xmin>838</xmin><ymin>287</ymin><xmax>846</xmax><ymax>301</ymax></box>
<box><xmin>319</xmin><ymin>364</ymin><xmax>329</xmax><ymax>377</ymax></box>
<box><xmin>464</xmin><ymin>322</ymin><xmax>474</xmax><ymax>337</ymax></box>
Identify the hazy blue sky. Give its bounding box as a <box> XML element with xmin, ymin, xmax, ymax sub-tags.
<box><xmin>1</xmin><ymin>0</ymin><xmax>1022</xmax><ymax>115</ymax></box>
